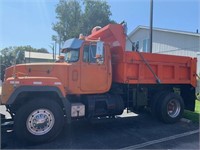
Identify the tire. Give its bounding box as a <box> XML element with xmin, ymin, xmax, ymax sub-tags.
<box><xmin>157</xmin><ymin>92</ymin><xmax>184</xmax><ymax>123</ymax></box>
<box><xmin>14</xmin><ymin>98</ymin><xmax>64</xmax><ymax>143</ymax></box>
<box><xmin>150</xmin><ymin>91</ymin><xmax>169</xmax><ymax>118</ymax></box>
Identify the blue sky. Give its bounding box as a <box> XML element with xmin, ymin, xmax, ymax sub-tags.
<box><xmin>0</xmin><ymin>0</ymin><xmax>199</xmax><ymax>53</ymax></box>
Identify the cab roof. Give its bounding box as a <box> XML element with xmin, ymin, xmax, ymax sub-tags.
<box><xmin>62</xmin><ymin>38</ymin><xmax>83</xmax><ymax>50</ymax></box>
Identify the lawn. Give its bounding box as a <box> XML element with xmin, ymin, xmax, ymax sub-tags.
<box><xmin>195</xmin><ymin>99</ymin><xmax>200</xmax><ymax>113</ymax></box>
<box><xmin>183</xmin><ymin>100</ymin><xmax>200</xmax><ymax>123</ymax></box>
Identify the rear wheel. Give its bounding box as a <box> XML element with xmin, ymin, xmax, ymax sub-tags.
<box><xmin>150</xmin><ymin>91</ymin><xmax>169</xmax><ymax>117</ymax></box>
<box><xmin>14</xmin><ymin>98</ymin><xmax>64</xmax><ymax>143</ymax></box>
<box><xmin>157</xmin><ymin>92</ymin><xmax>184</xmax><ymax>123</ymax></box>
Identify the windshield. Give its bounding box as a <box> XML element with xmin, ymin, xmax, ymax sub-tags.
<box><xmin>65</xmin><ymin>49</ymin><xmax>79</xmax><ymax>62</ymax></box>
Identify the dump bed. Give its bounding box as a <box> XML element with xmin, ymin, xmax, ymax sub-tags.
<box><xmin>87</xmin><ymin>23</ymin><xmax>197</xmax><ymax>87</ymax></box>
<box><xmin>112</xmin><ymin>51</ymin><xmax>197</xmax><ymax>87</ymax></box>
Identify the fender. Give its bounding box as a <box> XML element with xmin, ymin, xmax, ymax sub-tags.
<box><xmin>7</xmin><ymin>85</ymin><xmax>65</xmax><ymax>105</ymax></box>
<box><xmin>6</xmin><ymin>85</ymin><xmax>72</xmax><ymax>123</ymax></box>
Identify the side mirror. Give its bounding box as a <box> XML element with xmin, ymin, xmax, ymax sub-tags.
<box><xmin>96</xmin><ymin>41</ymin><xmax>104</xmax><ymax>57</ymax></box>
<box><xmin>96</xmin><ymin>41</ymin><xmax>104</xmax><ymax>64</ymax></box>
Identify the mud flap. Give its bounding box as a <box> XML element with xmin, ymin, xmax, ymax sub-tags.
<box><xmin>62</xmin><ymin>98</ymin><xmax>71</xmax><ymax>124</ymax></box>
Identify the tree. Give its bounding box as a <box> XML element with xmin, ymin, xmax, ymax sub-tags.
<box><xmin>52</xmin><ymin>0</ymin><xmax>82</xmax><ymax>42</ymax></box>
<box><xmin>82</xmin><ymin>0</ymin><xmax>114</xmax><ymax>35</ymax></box>
<box><xmin>0</xmin><ymin>46</ymin><xmax>48</xmax><ymax>80</ymax></box>
<box><xmin>52</xmin><ymin>0</ymin><xmax>115</xmax><ymax>43</ymax></box>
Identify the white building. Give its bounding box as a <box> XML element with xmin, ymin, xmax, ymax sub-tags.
<box><xmin>126</xmin><ymin>26</ymin><xmax>200</xmax><ymax>73</ymax></box>
<box><xmin>24</xmin><ymin>51</ymin><xmax>59</xmax><ymax>63</ymax></box>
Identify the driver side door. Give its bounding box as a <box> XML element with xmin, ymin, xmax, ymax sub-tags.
<box><xmin>80</xmin><ymin>43</ymin><xmax>109</xmax><ymax>93</ymax></box>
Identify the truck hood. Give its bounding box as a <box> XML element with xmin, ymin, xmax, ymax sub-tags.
<box><xmin>4</xmin><ymin>63</ymin><xmax>70</xmax><ymax>89</ymax></box>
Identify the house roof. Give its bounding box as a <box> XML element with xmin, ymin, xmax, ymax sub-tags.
<box><xmin>128</xmin><ymin>25</ymin><xmax>200</xmax><ymax>38</ymax></box>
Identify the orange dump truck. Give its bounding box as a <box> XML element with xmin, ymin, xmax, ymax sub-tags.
<box><xmin>0</xmin><ymin>23</ymin><xmax>197</xmax><ymax>143</ymax></box>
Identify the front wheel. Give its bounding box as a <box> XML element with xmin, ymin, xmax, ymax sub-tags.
<box><xmin>157</xmin><ymin>92</ymin><xmax>184</xmax><ymax>123</ymax></box>
<box><xmin>14</xmin><ymin>98</ymin><xmax>64</xmax><ymax>143</ymax></box>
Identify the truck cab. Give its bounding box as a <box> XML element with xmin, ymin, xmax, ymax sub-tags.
<box><xmin>61</xmin><ymin>38</ymin><xmax>112</xmax><ymax>94</ymax></box>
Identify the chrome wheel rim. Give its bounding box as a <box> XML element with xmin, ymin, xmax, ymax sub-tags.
<box><xmin>26</xmin><ymin>109</ymin><xmax>55</xmax><ymax>135</ymax></box>
<box><xmin>167</xmin><ymin>99</ymin><xmax>181</xmax><ymax>118</ymax></box>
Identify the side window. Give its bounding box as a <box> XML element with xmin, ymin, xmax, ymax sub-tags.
<box><xmin>83</xmin><ymin>43</ymin><xmax>104</xmax><ymax>64</ymax></box>
<box><xmin>89</xmin><ymin>45</ymin><xmax>97</xmax><ymax>63</ymax></box>
<box><xmin>83</xmin><ymin>45</ymin><xmax>89</xmax><ymax>62</ymax></box>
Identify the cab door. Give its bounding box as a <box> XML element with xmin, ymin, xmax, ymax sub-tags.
<box><xmin>80</xmin><ymin>42</ymin><xmax>110</xmax><ymax>93</ymax></box>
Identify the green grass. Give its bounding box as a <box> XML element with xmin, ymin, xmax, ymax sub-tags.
<box><xmin>183</xmin><ymin>100</ymin><xmax>200</xmax><ymax>123</ymax></box>
<box><xmin>195</xmin><ymin>99</ymin><xmax>200</xmax><ymax>113</ymax></box>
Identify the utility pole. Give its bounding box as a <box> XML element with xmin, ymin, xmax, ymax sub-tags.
<box><xmin>52</xmin><ymin>43</ymin><xmax>55</xmax><ymax>61</ymax></box>
<box><xmin>149</xmin><ymin>0</ymin><xmax>153</xmax><ymax>53</ymax></box>
<box><xmin>49</xmin><ymin>43</ymin><xmax>55</xmax><ymax>61</ymax></box>
<box><xmin>59</xmin><ymin>40</ymin><xmax>61</xmax><ymax>56</ymax></box>
<box><xmin>29</xmin><ymin>49</ymin><xmax>31</xmax><ymax>63</ymax></box>
<box><xmin>54</xmin><ymin>41</ymin><xmax>57</xmax><ymax>60</ymax></box>
<box><xmin>58</xmin><ymin>30</ymin><xmax>61</xmax><ymax>56</ymax></box>
<box><xmin>52</xmin><ymin>35</ymin><xmax>58</xmax><ymax>60</ymax></box>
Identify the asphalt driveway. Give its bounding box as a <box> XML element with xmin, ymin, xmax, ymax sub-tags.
<box><xmin>1</xmin><ymin>109</ymin><xmax>199</xmax><ymax>149</ymax></box>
